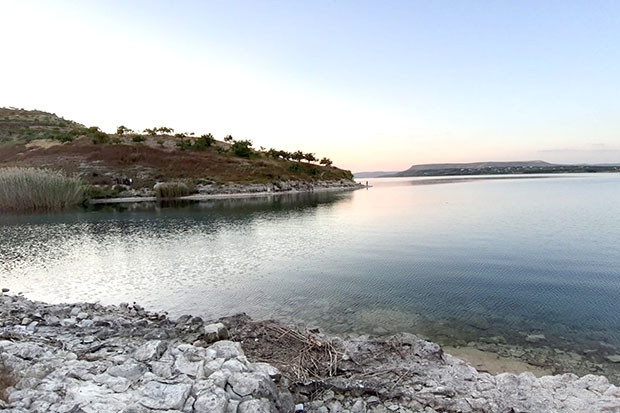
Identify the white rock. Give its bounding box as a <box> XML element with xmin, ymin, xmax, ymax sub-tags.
<box><xmin>237</xmin><ymin>398</ymin><xmax>274</xmax><ymax>413</ymax></box>
<box><xmin>139</xmin><ymin>381</ymin><xmax>191</xmax><ymax>410</ymax></box>
<box><xmin>134</xmin><ymin>340</ymin><xmax>167</xmax><ymax>362</ymax></box>
<box><xmin>227</xmin><ymin>372</ymin><xmax>277</xmax><ymax>400</ymax></box>
<box><xmin>106</xmin><ymin>361</ymin><xmax>146</xmax><ymax>381</ymax></box>
<box><xmin>193</xmin><ymin>385</ymin><xmax>229</xmax><ymax>413</ymax></box>
<box><xmin>209</xmin><ymin>341</ymin><xmax>243</xmax><ymax>360</ymax></box>
<box><xmin>204</xmin><ymin>322</ymin><xmax>229</xmax><ymax>343</ymax></box>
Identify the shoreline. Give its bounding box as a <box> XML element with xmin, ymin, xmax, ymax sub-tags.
<box><xmin>1</xmin><ymin>294</ymin><xmax>619</xmax><ymax>412</ymax></box>
<box><xmin>88</xmin><ymin>179</ymin><xmax>365</xmax><ymax>205</ymax></box>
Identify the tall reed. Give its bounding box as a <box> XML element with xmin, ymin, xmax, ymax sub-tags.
<box><xmin>0</xmin><ymin>167</ymin><xmax>84</xmax><ymax>213</ymax></box>
<box><xmin>154</xmin><ymin>182</ymin><xmax>191</xmax><ymax>199</ymax></box>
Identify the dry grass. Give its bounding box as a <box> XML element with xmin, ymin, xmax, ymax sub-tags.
<box><xmin>225</xmin><ymin>316</ymin><xmax>341</xmax><ymax>382</ymax></box>
<box><xmin>154</xmin><ymin>182</ymin><xmax>192</xmax><ymax>199</ymax></box>
<box><xmin>0</xmin><ymin>167</ymin><xmax>84</xmax><ymax>213</ymax></box>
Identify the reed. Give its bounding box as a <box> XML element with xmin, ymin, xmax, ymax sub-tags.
<box><xmin>0</xmin><ymin>167</ymin><xmax>84</xmax><ymax>213</ymax></box>
<box><xmin>153</xmin><ymin>182</ymin><xmax>191</xmax><ymax>199</ymax></box>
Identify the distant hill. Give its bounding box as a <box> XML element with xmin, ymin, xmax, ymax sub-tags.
<box><xmin>388</xmin><ymin>160</ymin><xmax>620</xmax><ymax>177</ymax></box>
<box><xmin>0</xmin><ymin>107</ymin><xmax>354</xmax><ymax>192</ymax></box>
<box><xmin>353</xmin><ymin>171</ymin><xmax>398</xmax><ymax>179</ymax></box>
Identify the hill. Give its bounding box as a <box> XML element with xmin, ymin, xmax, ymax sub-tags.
<box><xmin>389</xmin><ymin>160</ymin><xmax>620</xmax><ymax>177</ymax></box>
<box><xmin>353</xmin><ymin>170</ymin><xmax>398</xmax><ymax>179</ymax></box>
<box><xmin>0</xmin><ymin>108</ymin><xmax>354</xmax><ymax>196</ymax></box>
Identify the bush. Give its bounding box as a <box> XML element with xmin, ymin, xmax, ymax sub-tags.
<box><xmin>0</xmin><ymin>167</ymin><xmax>84</xmax><ymax>213</ymax></box>
<box><xmin>231</xmin><ymin>139</ymin><xmax>253</xmax><ymax>157</ymax></box>
<box><xmin>154</xmin><ymin>182</ymin><xmax>191</xmax><ymax>199</ymax></box>
<box><xmin>132</xmin><ymin>135</ymin><xmax>146</xmax><ymax>143</ymax></box>
<box><xmin>175</xmin><ymin>140</ymin><xmax>193</xmax><ymax>151</ymax></box>
<box><xmin>193</xmin><ymin>134</ymin><xmax>215</xmax><ymax>150</ymax></box>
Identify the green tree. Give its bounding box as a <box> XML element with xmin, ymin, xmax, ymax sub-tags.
<box><xmin>304</xmin><ymin>152</ymin><xmax>316</xmax><ymax>163</ymax></box>
<box><xmin>223</xmin><ymin>134</ymin><xmax>234</xmax><ymax>143</ymax></box>
<box><xmin>116</xmin><ymin>125</ymin><xmax>132</xmax><ymax>135</ymax></box>
<box><xmin>320</xmin><ymin>157</ymin><xmax>333</xmax><ymax>167</ymax></box>
<box><xmin>230</xmin><ymin>139</ymin><xmax>253</xmax><ymax>157</ymax></box>
<box><xmin>291</xmin><ymin>150</ymin><xmax>305</xmax><ymax>162</ymax></box>
<box><xmin>194</xmin><ymin>133</ymin><xmax>215</xmax><ymax>150</ymax></box>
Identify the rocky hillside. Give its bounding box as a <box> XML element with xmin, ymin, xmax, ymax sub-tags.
<box><xmin>0</xmin><ymin>108</ymin><xmax>354</xmax><ymax>194</ymax></box>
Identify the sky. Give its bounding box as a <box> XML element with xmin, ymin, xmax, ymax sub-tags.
<box><xmin>1</xmin><ymin>1</ymin><xmax>619</xmax><ymax>172</ymax></box>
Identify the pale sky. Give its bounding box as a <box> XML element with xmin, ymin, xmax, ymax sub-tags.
<box><xmin>1</xmin><ymin>1</ymin><xmax>619</xmax><ymax>172</ymax></box>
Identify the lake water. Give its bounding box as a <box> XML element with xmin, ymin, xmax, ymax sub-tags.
<box><xmin>2</xmin><ymin>173</ymin><xmax>620</xmax><ymax>379</ymax></box>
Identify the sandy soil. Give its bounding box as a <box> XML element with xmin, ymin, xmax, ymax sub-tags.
<box><xmin>444</xmin><ymin>346</ymin><xmax>553</xmax><ymax>377</ymax></box>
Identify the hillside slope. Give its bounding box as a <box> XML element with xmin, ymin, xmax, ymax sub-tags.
<box><xmin>0</xmin><ymin>108</ymin><xmax>353</xmax><ymax>192</ymax></box>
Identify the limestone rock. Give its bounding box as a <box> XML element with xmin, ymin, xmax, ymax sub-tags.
<box><xmin>139</xmin><ymin>381</ymin><xmax>192</xmax><ymax>410</ymax></box>
<box><xmin>203</xmin><ymin>322</ymin><xmax>229</xmax><ymax>343</ymax></box>
<box><xmin>208</xmin><ymin>340</ymin><xmax>243</xmax><ymax>360</ymax></box>
<box><xmin>133</xmin><ymin>340</ymin><xmax>168</xmax><ymax>362</ymax></box>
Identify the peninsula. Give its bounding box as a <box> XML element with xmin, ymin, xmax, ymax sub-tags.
<box><xmin>0</xmin><ymin>107</ymin><xmax>360</xmax><ymax>212</ymax></box>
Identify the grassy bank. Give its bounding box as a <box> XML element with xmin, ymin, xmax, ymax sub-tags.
<box><xmin>0</xmin><ymin>167</ymin><xmax>84</xmax><ymax>213</ymax></box>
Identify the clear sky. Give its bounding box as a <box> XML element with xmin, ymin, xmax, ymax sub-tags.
<box><xmin>1</xmin><ymin>1</ymin><xmax>619</xmax><ymax>172</ymax></box>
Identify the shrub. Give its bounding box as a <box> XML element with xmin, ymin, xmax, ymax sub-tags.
<box><xmin>175</xmin><ymin>139</ymin><xmax>193</xmax><ymax>150</ymax></box>
<box><xmin>132</xmin><ymin>135</ymin><xmax>146</xmax><ymax>143</ymax></box>
<box><xmin>231</xmin><ymin>139</ymin><xmax>253</xmax><ymax>158</ymax></box>
<box><xmin>193</xmin><ymin>134</ymin><xmax>215</xmax><ymax>150</ymax></box>
<box><xmin>154</xmin><ymin>182</ymin><xmax>191</xmax><ymax>199</ymax></box>
<box><xmin>0</xmin><ymin>167</ymin><xmax>84</xmax><ymax>213</ymax></box>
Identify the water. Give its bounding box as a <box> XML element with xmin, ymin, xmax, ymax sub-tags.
<box><xmin>2</xmin><ymin>173</ymin><xmax>620</xmax><ymax>378</ymax></box>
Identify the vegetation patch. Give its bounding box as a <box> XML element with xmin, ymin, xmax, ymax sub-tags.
<box><xmin>154</xmin><ymin>182</ymin><xmax>191</xmax><ymax>199</ymax></box>
<box><xmin>0</xmin><ymin>167</ymin><xmax>84</xmax><ymax>213</ymax></box>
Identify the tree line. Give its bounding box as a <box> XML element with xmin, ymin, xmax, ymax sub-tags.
<box><xmin>116</xmin><ymin>125</ymin><xmax>333</xmax><ymax>166</ymax></box>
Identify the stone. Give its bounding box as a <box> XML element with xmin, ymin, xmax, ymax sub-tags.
<box><xmin>605</xmin><ymin>354</ymin><xmax>620</xmax><ymax>363</ymax></box>
<box><xmin>251</xmin><ymin>362</ymin><xmax>281</xmax><ymax>380</ymax></box>
<box><xmin>222</xmin><ymin>358</ymin><xmax>249</xmax><ymax>373</ymax></box>
<box><xmin>60</xmin><ymin>318</ymin><xmax>77</xmax><ymax>327</ymax></box>
<box><xmin>174</xmin><ymin>354</ymin><xmax>205</xmax><ymax>378</ymax></box>
<box><xmin>93</xmin><ymin>373</ymin><xmax>132</xmax><ymax>393</ymax></box>
<box><xmin>139</xmin><ymin>381</ymin><xmax>192</xmax><ymax>410</ymax></box>
<box><xmin>351</xmin><ymin>399</ymin><xmax>367</xmax><ymax>413</ymax></box>
<box><xmin>204</xmin><ymin>322</ymin><xmax>229</xmax><ymax>343</ymax></box>
<box><xmin>237</xmin><ymin>398</ymin><xmax>275</xmax><ymax>413</ymax></box>
<box><xmin>209</xmin><ymin>340</ymin><xmax>243</xmax><ymax>360</ymax></box>
<box><xmin>227</xmin><ymin>372</ymin><xmax>278</xmax><ymax>400</ymax></box>
<box><xmin>107</xmin><ymin>361</ymin><xmax>146</xmax><ymax>381</ymax></box>
<box><xmin>193</xmin><ymin>386</ymin><xmax>229</xmax><ymax>412</ymax></box>
<box><xmin>133</xmin><ymin>340</ymin><xmax>167</xmax><ymax>362</ymax></box>
<box><xmin>526</xmin><ymin>334</ymin><xmax>546</xmax><ymax>343</ymax></box>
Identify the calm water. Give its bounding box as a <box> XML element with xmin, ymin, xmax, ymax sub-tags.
<box><xmin>2</xmin><ymin>174</ymin><xmax>620</xmax><ymax>368</ymax></box>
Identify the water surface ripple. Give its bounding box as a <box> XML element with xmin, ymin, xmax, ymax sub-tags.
<box><xmin>2</xmin><ymin>174</ymin><xmax>620</xmax><ymax>378</ymax></box>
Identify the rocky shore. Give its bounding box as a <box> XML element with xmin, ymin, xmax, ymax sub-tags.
<box><xmin>89</xmin><ymin>179</ymin><xmax>364</xmax><ymax>204</ymax></box>
<box><xmin>1</xmin><ymin>293</ymin><xmax>619</xmax><ymax>412</ymax></box>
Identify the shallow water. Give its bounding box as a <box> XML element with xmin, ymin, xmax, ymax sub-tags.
<box><xmin>2</xmin><ymin>174</ymin><xmax>620</xmax><ymax>378</ymax></box>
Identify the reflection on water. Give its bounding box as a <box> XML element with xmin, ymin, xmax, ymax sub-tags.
<box><xmin>2</xmin><ymin>174</ymin><xmax>620</xmax><ymax>381</ymax></box>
